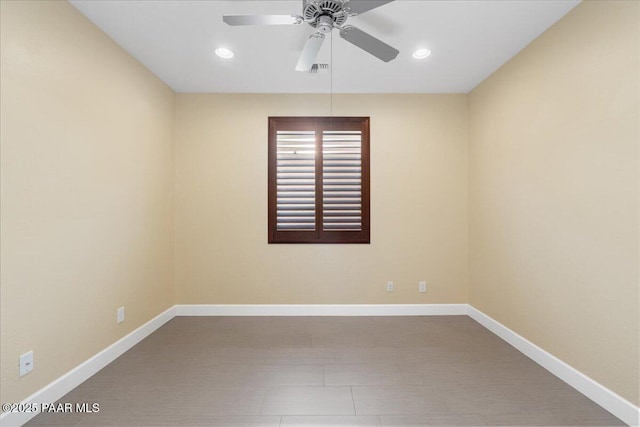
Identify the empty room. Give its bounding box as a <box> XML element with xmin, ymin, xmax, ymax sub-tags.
<box><xmin>1</xmin><ymin>0</ymin><xmax>638</xmax><ymax>426</ymax></box>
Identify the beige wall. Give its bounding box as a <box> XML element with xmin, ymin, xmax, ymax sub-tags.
<box><xmin>174</xmin><ymin>94</ymin><xmax>469</xmax><ymax>304</ymax></box>
<box><xmin>2</xmin><ymin>0</ymin><xmax>638</xmax><ymax>415</ymax></box>
<box><xmin>468</xmin><ymin>0</ymin><xmax>639</xmax><ymax>406</ymax></box>
<box><xmin>0</xmin><ymin>1</ymin><xmax>175</xmax><ymax>404</ymax></box>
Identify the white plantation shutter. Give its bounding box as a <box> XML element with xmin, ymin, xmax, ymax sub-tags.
<box><xmin>322</xmin><ymin>130</ymin><xmax>362</xmax><ymax>231</ymax></box>
<box><xmin>276</xmin><ymin>131</ymin><xmax>316</xmax><ymax>231</ymax></box>
<box><xmin>269</xmin><ymin>117</ymin><xmax>369</xmax><ymax>244</ymax></box>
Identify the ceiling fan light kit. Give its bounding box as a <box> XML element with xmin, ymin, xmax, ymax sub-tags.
<box><xmin>223</xmin><ymin>0</ymin><xmax>399</xmax><ymax>72</ymax></box>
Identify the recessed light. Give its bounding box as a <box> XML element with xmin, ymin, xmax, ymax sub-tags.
<box><xmin>412</xmin><ymin>48</ymin><xmax>431</xmax><ymax>59</ymax></box>
<box><xmin>215</xmin><ymin>47</ymin><xmax>234</xmax><ymax>59</ymax></box>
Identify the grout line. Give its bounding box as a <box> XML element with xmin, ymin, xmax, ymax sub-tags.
<box><xmin>349</xmin><ymin>385</ymin><xmax>357</xmax><ymax>415</ymax></box>
<box><xmin>257</xmin><ymin>384</ymin><xmax>270</xmax><ymax>417</ymax></box>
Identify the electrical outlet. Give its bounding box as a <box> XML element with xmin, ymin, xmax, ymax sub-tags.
<box><xmin>19</xmin><ymin>351</ymin><xmax>34</xmax><ymax>377</ymax></box>
<box><xmin>386</xmin><ymin>281</ymin><xmax>394</xmax><ymax>292</ymax></box>
<box><xmin>419</xmin><ymin>281</ymin><xmax>427</xmax><ymax>293</ymax></box>
<box><xmin>117</xmin><ymin>307</ymin><xmax>125</xmax><ymax>324</ymax></box>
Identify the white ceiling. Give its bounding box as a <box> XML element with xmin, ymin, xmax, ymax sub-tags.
<box><xmin>70</xmin><ymin>0</ymin><xmax>580</xmax><ymax>93</ymax></box>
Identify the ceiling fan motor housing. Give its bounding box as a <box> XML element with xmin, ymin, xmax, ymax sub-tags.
<box><xmin>303</xmin><ymin>0</ymin><xmax>348</xmax><ymax>32</ymax></box>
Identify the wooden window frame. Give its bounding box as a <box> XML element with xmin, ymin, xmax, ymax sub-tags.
<box><xmin>268</xmin><ymin>116</ymin><xmax>370</xmax><ymax>244</ymax></box>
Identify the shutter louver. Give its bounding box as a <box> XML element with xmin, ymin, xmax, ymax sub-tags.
<box><xmin>322</xmin><ymin>130</ymin><xmax>362</xmax><ymax>231</ymax></box>
<box><xmin>276</xmin><ymin>130</ymin><xmax>316</xmax><ymax>231</ymax></box>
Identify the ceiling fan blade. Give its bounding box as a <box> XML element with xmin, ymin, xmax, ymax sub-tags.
<box><xmin>295</xmin><ymin>33</ymin><xmax>326</xmax><ymax>72</ymax></box>
<box><xmin>223</xmin><ymin>15</ymin><xmax>303</xmax><ymax>26</ymax></box>
<box><xmin>339</xmin><ymin>26</ymin><xmax>399</xmax><ymax>62</ymax></box>
<box><xmin>343</xmin><ymin>0</ymin><xmax>395</xmax><ymax>16</ymax></box>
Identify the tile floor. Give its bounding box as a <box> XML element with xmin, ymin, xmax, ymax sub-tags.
<box><xmin>25</xmin><ymin>316</ymin><xmax>625</xmax><ymax>426</ymax></box>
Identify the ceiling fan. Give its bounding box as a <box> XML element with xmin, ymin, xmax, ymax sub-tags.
<box><xmin>223</xmin><ymin>0</ymin><xmax>399</xmax><ymax>72</ymax></box>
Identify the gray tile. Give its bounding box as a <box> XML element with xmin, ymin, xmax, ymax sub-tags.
<box><xmin>62</xmin><ymin>383</ymin><xmax>178</xmax><ymax>415</ymax></box>
<box><xmin>25</xmin><ymin>412</ymin><xmax>84</xmax><ymax>427</ymax></box>
<box><xmin>268</xmin><ymin>317</ymin><xmax>313</xmax><ymax>333</ymax></box>
<box><xmin>245</xmin><ymin>364</ymin><xmax>324</xmax><ymax>386</ymax></box>
<box><xmin>25</xmin><ymin>316</ymin><xmax>625</xmax><ymax>427</ymax></box>
<box><xmin>169</xmin><ymin>386</ymin><xmax>266</xmax><ymax>415</ymax></box>
<box><xmin>435</xmin><ymin>383</ymin><xmax>533</xmax><ymax>415</ymax></box>
<box><xmin>195</xmin><ymin>348</ymin><xmax>270</xmax><ymax>364</ymax></box>
<box><xmin>420</xmin><ymin>359</ymin><xmax>565</xmax><ymax>388</ymax></box>
<box><xmin>260</xmin><ymin>386</ymin><xmax>355</xmax><ymax>415</ymax></box>
<box><xmin>263</xmin><ymin>348</ymin><xmax>335</xmax><ymax>365</ymax></box>
<box><xmin>352</xmin><ymin>385</ymin><xmax>449</xmax><ymax>415</ymax></box>
<box><xmin>70</xmin><ymin>395</ymin><xmax>177</xmax><ymax>427</ymax></box>
<box><xmin>312</xmin><ymin>332</ymin><xmax>380</xmax><ymax>347</ymax></box>
<box><xmin>282</xmin><ymin>415</ymin><xmax>381</xmax><ymax>426</ymax></box>
<box><xmin>175</xmin><ymin>363</ymin><xmax>252</xmax><ymax>387</ymax></box>
<box><xmin>333</xmin><ymin>348</ymin><xmax>401</xmax><ymax>365</ymax></box>
<box><xmin>572</xmin><ymin>413</ymin><xmax>627</xmax><ymax>426</ymax></box>
<box><xmin>172</xmin><ymin>415</ymin><xmax>282</xmax><ymax>426</ymax></box>
<box><xmin>371</xmin><ymin>331</ymin><xmax>433</xmax><ymax>347</ymax></box>
<box><xmin>76</xmin><ymin>412</ymin><xmax>178</xmax><ymax>427</ymax></box>
<box><xmin>380</xmin><ymin>414</ymin><xmax>484</xmax><ymax>426</ymax></box>
<box><xmin>95</xmin><ymin>347</ymin><xmax>194</xmax><ymax>380</ymax></box>
<box><xmin>477</xmin><ymin>411</ymin><xmax>623</xmax><ymax>426</ymax></box>
<box><xmin>201</xmin><ymin>317</ymin><xmax>275</xmax><ymax>333</ymax></box>
<box><xmin>76</xmin><ymin>422</ymin><xmax>119</xmax><ymax>427</ymax></box>
<box><xmin>436</xmin><ymin>382</ymin><xmax>612</xmax><ymax>419</ymax></box>
<box><xmin>199</xmin><ymin>332</ymin><xmax>312</xmax><ymax>348</ymax></box>
<box><xmin>324</xmin><ymin>364</ymin><xmax>424</xmax><ymax>386</ymax></box>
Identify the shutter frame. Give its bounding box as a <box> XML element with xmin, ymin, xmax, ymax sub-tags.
<box><xmin>268</xmin><ymin>117</ymin><xmax>370</xmax><ymax>244</ymax></box>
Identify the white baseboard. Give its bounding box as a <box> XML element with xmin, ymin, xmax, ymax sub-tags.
<box><xmin>0</xmin><ymin>306</ymin><xmax>176</xmax><ymax>427</ymax></box>
<box><xmin>175</xmin><ymin>303</ymin><xmax>469</xmax><ymax>316</ymax></box>
<box><xmin>467</xmin><ymin>305</ymin><xmax>640</xmax><ymax>427</ymax></box>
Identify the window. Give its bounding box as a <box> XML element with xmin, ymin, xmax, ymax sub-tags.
<box><xmin>268</xmin><ymin>116</ymin><xmax>370</xmax><ymax>244</ymax></box>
